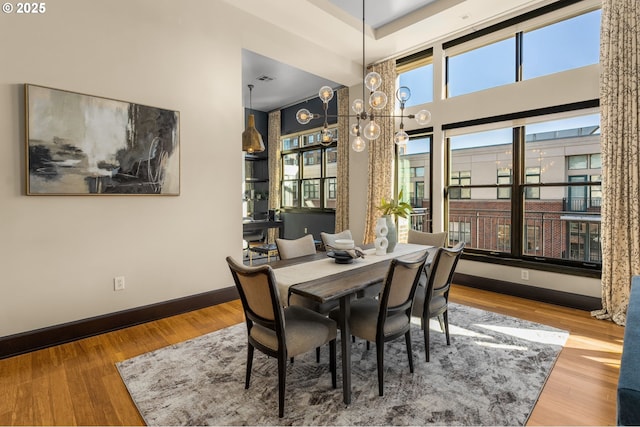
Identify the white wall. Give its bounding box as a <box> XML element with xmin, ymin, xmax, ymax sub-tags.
<box><xmin>0</xmin><ymin>0</ymin><xmax>253</xmax><ymax>337</ymax></box>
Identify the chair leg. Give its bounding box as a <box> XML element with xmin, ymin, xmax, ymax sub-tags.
<box><xmin>329</xmin><ymin>340</ymin><xmax>337</xmax><ymax>389</ymax></box>
<box><xmin>443</xmin><ymin>309</ymin><xmax>451</xmax><ymax>345</ymax></box>
<box><xmin>316</xmin><ymin>347</ymin><xmax>320</xmax><ymax>363</ymax></box>
<box><xmin>423</xmin><ymin>316</ymin><xmax>430</xmax><ymax>362</ymax></box>
<box><xmin>245</xmin><ymin>343</ymin><xmax>254</xmax><ymax>389</ymax></box>
<box><xmin>278</xmin><ymin>354</ymin><xmax>287</xmax><ymax>418</ymax></box>
<box><xmin>405</xmin><ymin>331</ymin><xmax>414</xmax><ymax>373</ymax></box>
<box><xmin>376</xmin><ymin>339</ymin><xmax>384</xmax><ymax>396</ymax></box>
<box><xmin>438</xmin><ymin>315</ymin><xmax>445</xmax><ymax>333</ymax></box>
<box><xmin>366</xmin><ymin>340</ymin><xmax>370</xmax><ymax>350</ymax></box>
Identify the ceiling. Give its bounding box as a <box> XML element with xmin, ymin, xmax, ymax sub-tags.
<box><xmin>239</xmin><ymin>0</ymin><xmax>551</xmax><ymax>112</ymax></box>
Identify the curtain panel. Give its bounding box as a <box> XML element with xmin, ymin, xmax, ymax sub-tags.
<box><xmin>336</xmin><ymin>87</ymin><xmax>350</xmax><ymax>233</ymax></box>
<box><xmin>363</xmin><ymin>59</ymin><xmax>397</xmax><ymax>244</ymax></box>
<box><xmin>593</xmin><ymin>0</ymin><xmax>640</xmax><ymax>325</ymax></box>
<box><xmin>267</xmin><ymin>110</ymin><xmax>282</xmax><ymax>244</ymax></box>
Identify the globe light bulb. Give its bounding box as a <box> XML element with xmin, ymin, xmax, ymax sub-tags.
<box><xmin>415</xmin><ymin>109</ymin><xmax>432</xmax><ymax>125</ymax></box>
<box><xmin>369</xmin><ymin>91</ymin><xmax>388</xmax><ymax>110</ymax></box>
<box><xmin>394</xmin><ymin>130</ymin><xmax>409</xmax><ymax>145</ymax></box>
<box><xmin>352</xmin><ymin>99</ymin><xmax>364</xmax><ymax>114</ymax></box>
<box><xmin>363</xmin><ymin>121</ymin><xmax>381</xmax><ymax>140</ymax></box>
<box><xmin>296</xmin><ymin>108</ymin><xmax>312</xmax><ymax>125</ymax></box>
<box><xmin>349</xmin><ymin>123</ymin><xmax>361</xmax><ymax>136</ymax></box>
<box><xmin>396</xmin><ymin>86</ymin><xmax>411</xmax><ymax>103</ymax></box>
<box><xmin>364</xmin><ymin>71</ymin><xmax>382</xmax><ymax>91</ymax></box>
<box><xmin>318</xmin><ymin>86</ymin><xmax>334</xmax><ymax>103</ymax></box>
<box><xmin>320</xmin><ymin>128</ymin><xmax>333</xmax><ymax>145</ymax></box>
<box><xmin>352</xmin><ymin>136</ymin><xmax>366</xmax><ymax>152</ymax></box>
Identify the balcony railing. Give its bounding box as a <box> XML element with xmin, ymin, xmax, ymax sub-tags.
<box><xmin>447</xmin><ymin>207</ymin><xmax>601</xmax><ymax>264</ymax></box>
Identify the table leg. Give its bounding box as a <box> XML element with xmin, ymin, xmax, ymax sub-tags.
<box><xmin>339</xmin><ymin>294</ymin><xmax>353</xmax><ymax>404</ymax></box>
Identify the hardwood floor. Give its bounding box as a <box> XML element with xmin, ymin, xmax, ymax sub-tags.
<box><xmin>0</xmin><ymin>285</ymin><xmax>624</xmax><ymax>426</ymax></box>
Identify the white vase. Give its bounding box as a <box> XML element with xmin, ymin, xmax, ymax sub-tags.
<box><xmin>375</xmin><ymin>217</ymin><xmax>388</xmax><ymax>237</ymax></box>
<box><xmin>374</xmin><ymin>236</ymin><xmax>388</xmax><ymax>255</ymax></box>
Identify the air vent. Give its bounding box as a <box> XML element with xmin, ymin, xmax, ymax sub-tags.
<box><xmin>256</xmin><ymin>75</ymin><xmax>275</xmax><ymax>82</ymax></box>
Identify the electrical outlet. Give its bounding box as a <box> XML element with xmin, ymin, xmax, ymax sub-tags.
<box><xmin>304</xmin><ymin>227</ymin><xmax>308</xmax><ymax>233</ymax></box>
<box><xmin>520</xmin><ymin>269</ymin><xmax>529</xmax><ymax>280</ymax></box>
<box><xmin>114</xmin><ymin>276</ymin><xmax>126</xmax><ymax>291</ymax></box>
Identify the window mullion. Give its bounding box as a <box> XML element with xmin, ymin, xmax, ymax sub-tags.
<box><xmin>512</xmin><ymin>127</ymin><xmax>524</xmax><ymax>258</ymax></box>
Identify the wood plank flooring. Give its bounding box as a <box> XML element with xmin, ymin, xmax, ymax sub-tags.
<box><xmin>0</xmin><ymin>286</ymin><xmax>624</xmax><ymax>426</ymax></box>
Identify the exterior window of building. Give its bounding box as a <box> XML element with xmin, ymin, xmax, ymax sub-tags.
<box><xmin>590</xmin><ymin>153</ymin><xmax>601</xmax><ymax>168</ymax></box>
<box><xmin>525</xmin><ymin>167</ymin><xmax>541</xmax><ymax>199</ymax></box>
<box><xmin>497</xmin><ymin>168</ymin><xmax>512</xmax><ymax>199</ymax></box>
<box><xmin>449</xmin><ymin>171</ymin><xmax>471</xmax><ymax>199</ymax></box>
<box><xmin>568</xmin><ymin>155</ymin><xmax>588</xmax><ymax>170</ymax></box>
<box><xmin>280</xmin><ymin>126</ymin><xmax>337</xmax><ymax>210</ymax></box>
<box><xmin>450</xmin><ymin>221</ymin><xmax>472</xmax><ymax>244</ymax></box>
<box><xmin>497</xmin><ymin>224</ymin><xmax>511</xmax><ymax>252</ymax></box>
<box><xmin>411</xmin><ymin>166</ymin><xmax>425</xmax><ymax>178</ymax></box>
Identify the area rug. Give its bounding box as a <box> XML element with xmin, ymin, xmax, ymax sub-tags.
<box><xmin>116</xmin><ymin>303</ymin><xmax>568</xmax><ymax>426</ymax></box>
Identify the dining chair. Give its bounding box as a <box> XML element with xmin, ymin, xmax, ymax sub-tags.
<box><xmin>226</xmin><ymin>256</ymin><xmax>337</xmax><ymax>418</ymax></box>
<box><xmin>320</xmin><ymin>230</ymin><xmax>353</xmax><ymax>251</ymax></box>
<box><xmin>411</xmin><ymin>242</ymin><xmax>465</xmax><ymax>362</ymax></box>
<box><xmin>407</xmin><ymin>229</ymin><xmax>448</xmax><ymax>248</ymax></box>
<box><xmin>331</xmin><ymin>250</ymin><xmax>428</xmax><ymax>396</ymax></box>
<box><xmin>275</xmin><ymin>234</ymin><xmax>316</xmax><ymax>259</ymax></box>
<box><xmin>407</xmin><ymin>229</ymin><xmax>448</xmax><ymax>287</ymax></box>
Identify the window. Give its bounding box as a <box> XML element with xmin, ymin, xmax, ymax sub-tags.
<box><xmin>445</xmin><ymin>110</ymin><xmax>601</xmax><ymax>267</ymax></box>
<box><xmin>449</xmin><ymin>221</ymin><xmax>471</xmax><ymax>245</ymax></box>
<box><xmin>497</xmin><ymin>168</ymin><xmax>511</xmax><ymax>199</ymax></box>
<box><xmin>411</xmin><ymin>166</ymin><xmax>425</xmax><ymax>178</ymax></box>
<box><xmin>447</xmin><ymin>38</ymin><xmax>515</xmax><ymax>97</ymax></box>
<box><xmin>397</xmin><ymin>53</ymin><xmax>433</xmax><ymax>107</ymax></box>
<box><xmin>522</xmin><ymin>10</ymin><xmax>601</xmax><ymax>80</ymax></box>
<box><xmin>397</xmin><ymin>134</ymin><xmax>432</xmax><ymax>229</ymax></box>
<box><xmin>446</xmin><ymin>9</ymin><xmax>600</xmax><ymax>98</ymax></box>
<box><xmin>449</xmin><ymin>171</ymin><xmax>471</xmax><ymax>199</ymax></box>
<box><xmin>280</xmin><ymin>127</ymin><xmax>337</xmax><ymax>210</ymax></box>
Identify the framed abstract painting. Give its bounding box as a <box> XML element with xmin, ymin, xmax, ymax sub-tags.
<box><xmin>25</xmin><ymin>84</ymin><xmax>180</xmax><ymax>195</ymax></box>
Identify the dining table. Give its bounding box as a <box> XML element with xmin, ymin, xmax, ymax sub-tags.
<box><xmin>271</xmin><ymin>242</ymin><xmax>436</xmax><ymax>405</ymax></box>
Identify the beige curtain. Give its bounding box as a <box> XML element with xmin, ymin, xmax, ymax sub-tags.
<box><xmin>267</xmin><ymin>110</ymin><xmax>281</xmax><ymax>244</ymax></box>
<box><xmin>592</xmin><ymin>0</ymin><xmax>640</xmax><ymax>326</ymax></box>
<box><xmin>363</xmin><ymin>59</ymin><xmax>396</xmax><ymax>244</ymax></box>
<box><xmin>335</xmin><ymin>87</ymin><xmax>350</xmax><ymax>232</ymax></box>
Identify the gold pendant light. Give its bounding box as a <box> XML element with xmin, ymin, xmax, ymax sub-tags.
<box><xmin>242</xmin><ymin>84</ymin><xmax>265</xmax><ymax>153</ymax></box>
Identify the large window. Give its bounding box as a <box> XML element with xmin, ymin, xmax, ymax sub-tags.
<box><xmin>397</xmin><ymin>134</ymin><xmax>432</xmax><ymax>230</ymax></box>
<box><xmin>280</xmin><ymin>127</ymin><xmax>337</xmax><ymax>210</ymax></box>
<box><xmin>446</xmin><ymin>111</ymin><xmax>601</xmax><ymax>267</ymax></box>
<box><xmin>397</xmin><ymin>54</ymin><xmax>433</xmax><ymax>107</ymax></box>
<box><xmin>446</xmin><ymin>9</ymin><xmax>600</xmax><ymax>98</ymax></box>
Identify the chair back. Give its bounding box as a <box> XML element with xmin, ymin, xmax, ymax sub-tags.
<box><xmin>226</xmin><ymin>256</ymin><xmax>284</xmax><ymax>338</ymax></box>
<box><xmin>275</xmin><ymin>234</ymin><xmax>316</xmax><ymax>260</ymax></box>
<box><xmin>320</xmin><ymin>230</ymin><xmax>353</xmax><ymax>250</ymax></box>
<box><xmin>407</xmin><ymin>229</ymin><xmax>448</xmax><ymax>247</ymax></box>
<box><xmin>425</xmin><ymin>242</ymin><xmax>465</xmax><ymax>303</ymax></box>
<box><xmin>377</xmin><ymin>251</ymin><xmax>429</xmax><ymax>331</ymax></box>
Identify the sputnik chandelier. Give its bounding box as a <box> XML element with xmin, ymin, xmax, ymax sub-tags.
<box><xmin>295</xmin><ymin>0</ymin><xmax>431</xmax><ymax>152</ymax></box>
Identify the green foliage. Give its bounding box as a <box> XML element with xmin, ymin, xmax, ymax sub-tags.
<box><xmin>377</xmin><ymin>189</ymin><xmax>414</xmax><ymax>219</ymax></box>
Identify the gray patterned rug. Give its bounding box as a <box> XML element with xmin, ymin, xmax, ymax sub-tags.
<box><xmin>116</xmin><ymin>303</ymin><xmax>568</xmax><ymax>426</ymax></box>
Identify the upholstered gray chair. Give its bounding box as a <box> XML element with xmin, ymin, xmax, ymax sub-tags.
<box><xmin>411</xmin><ymin>242</ymin><xmax>464</xmax><ymax>361</ymax></box>
<box><xmin>407</xmin><ymin>229</ymin><xmax>448</xmax><ymax>248</ymax></box>
<box><xmin>275</xmin><ymin>234</ymin><xmax>316</xmax><ymax>259</ymax></box>
<box><xmin>226</xmin><ymin>256</ymin><xmax>337</xmax><ymax>418</ymax></box>
<box><xmin>320</xmin><ymin>230</ymin><xmax>353</xmax><ymax>251</ymax></box>
<box><xmin>276</xmin><ymin>235</ymin><xmax>338</xmax><ymax>313</ymax></box>
<box><xmin>407</xmin><ymin>229</ymin><xmax>448</xmax><ymax>287</ymax></box>
<box><xmin>331</xmin><ymin>251</ymin><xmax>428</xmax><ymax>396</ymax></box>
